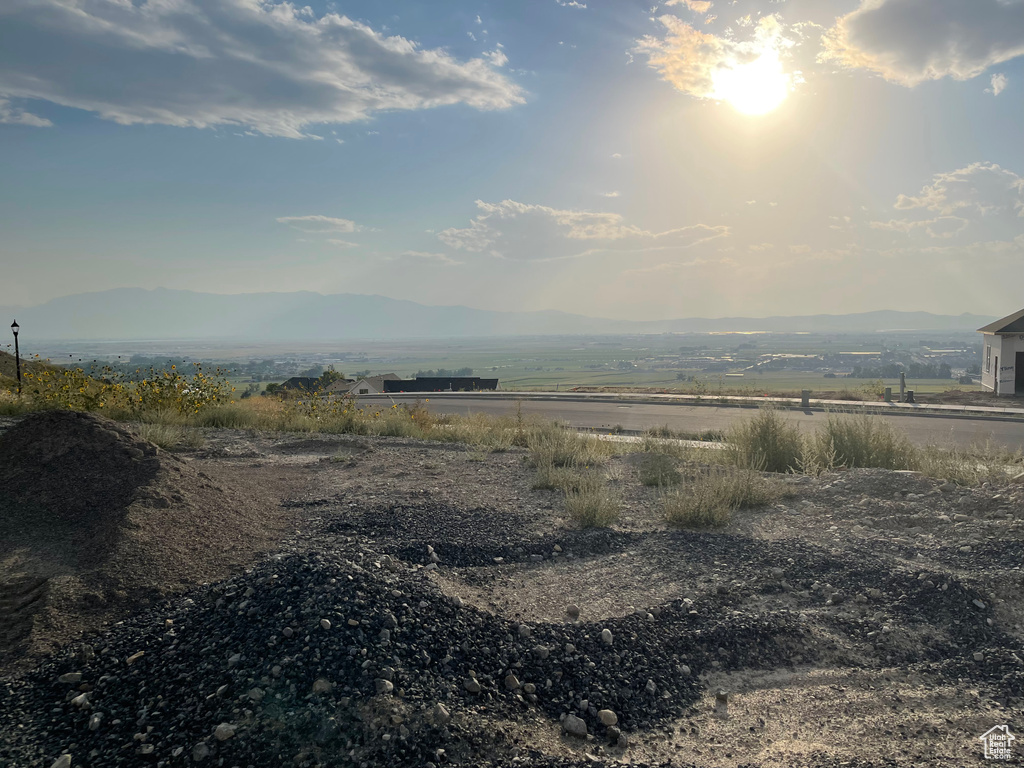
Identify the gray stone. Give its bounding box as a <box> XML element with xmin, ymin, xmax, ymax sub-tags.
<box><xmin>563</xmin><ymin>713</ymin><xmax>588</xmax><ymax>737</ymax></box>
<box><xmin>601</xmin><ymin>628</ymin><xmax>613</xmax><ymax>645</ymax></box>
<box><xmin>88</xmin><ymin>712</ymin><xmax>102</xmax><ymax>731</ymax></box>
<box><xmin>320</xmin><ymin>618</ymin><xmax>331</xmax><ymax>630</ymax></box>
<box><xmin>714</xmin><ymin>689</ymin><xmax>729</xmax><ymax>718</ymax></box>
<box><xmin>282</xmin><ymin>627</ymin><xmax>294</xmax><ymax>638</ymax></box>
<box><xmin>566</xmin><ymin>604</ymin><xmax>580</xmax><ymax>621</ymax></box>
<box><xmin>432</xmin><ymin>703</ymin><xmax>451</xmax><ymax>725</ymax></box>
<box><xmin>375</xmin><ymin>678</ymin><xmax>394</xmax><ymax>695</ymax></box>
<box><xmin>533</xmin><ymin>645</ymin><xmax>550</xmax><ymax>660</ymax></box>
<box><xmin>645</xmin><ymin>679</ymin><xmax>657</xmax><ymax>696</ymax></box>
<box><xmin>518</xmin><ymin>624</ymin><xmax>531</xmax><ymax>638</ymax></box>
<box><xmin>383</xmin><ymin>612</ymin><xmax>399</xmax><ymax>629</ymax></box>
<box><xmin>464</xmin><ymin>677</ymin><xmax>482</xmax><ymax>694</ymax></box>
<box><xmin>58</xmin><ymin>672</ymin><xmax>82</xmax><ymax>684</ymax></box>
<box><xmin>192</xmin><ymin>742</ymin><xmax>211</xmax><ymax>762</ymax></box>
<box><xmin>50</xmin><ymin>755</ymin><xmax>72</xmax><ymax>768</ymax></box>
<box><xmin>504</xmin><ymin>674</ymin><xmax>521</xmax><ymax>690</ymax></box>
<box><xmin>598</xmin><ymin>709</ymin><xmax>618</xmax><ymax>726</ymax></box>
<box><xmin>214</xmin><ymin>723</ymin><xmax>236</xmax><ymax>741</ymax></box>
<box><xmin>312</xmin><ymin>678</ymin><xmax>333</xmax><ymax>694</ymax></box>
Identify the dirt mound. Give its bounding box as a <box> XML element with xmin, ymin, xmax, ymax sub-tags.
<box><xmin>0</xmin><ymin>412</ymin><xmax>305</xmax><ymax>671</ymax></box>
<box><xmin>0</xmin><ymin>410</ymin><xmax>164</xmax><ymax>530</ymax></box>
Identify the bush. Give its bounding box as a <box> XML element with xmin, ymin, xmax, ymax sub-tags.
<box><xmin>133</xmin><ymin>423</ymin><xmax>204</xmax><ymax>451</ymax></box>
<box><xmin>638</xmin><ymin>453</ymin><xmax>682</xmax><ymax>487</ymax></box>
<box><xmin>803</xmin><ymin>414</ymin><xmax>916</xmax><ymax>471</ymax></box>
<box><xmin>662</xmin><ymin>467</ymin><xmax>783</xmax><ymax>528</ymax></box>
<box><xmin>564</xmin><ymin>472</ymin><xmax>620</xmax><ymax>528</ymax></box>
<box><xmin>526</xmin><ymin>423</ymin><xmax>612</xmax><ymax>469</ymax></box>
<box><xmin>725</xmin><ymin>408</ymin><xmax>803</xmax><ymax>473</ymax></box>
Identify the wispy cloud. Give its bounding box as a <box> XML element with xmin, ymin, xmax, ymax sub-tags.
<box><xmin>665</xmin><ymin>0</ymin><xmax>712</xmax><ymax>13</ymax></box>
<box><xmin>437</xmin><ymin>199</ymin><xmax>728</xmax><ymax>260</ymax></box>
<box><xmin>0</xmin><ymin>99</ymin><xmax>51</xmax><ymax>127</ymax></box>
<box><xmin>277</xmin><ymin>216</ymin><xmax>362</xmax><ymax>234</ymax></box>
<box><xmin>868</xmin><ymin>216</ymin><xmax>969</xmax><ymax>239</ymax></box>
<box><xmin>822</xmin><ymin>0</ymin><xmax>1024</xmax><ymax>87</ymax></box>
<box><xmin>391</xmin><ymin>250</ymin><xmax>463</xmax><ymax>266</ymax></box>
<box><xmin>0</xmin><ymin>0</ymin><xmax>525</xmax><ymax>138</ymax></box>
<box><xmin>988</xmin><ymin>73</ymin><xmax>1009</xmax><ymax>95</ymax></box>
<box><xmin>893</xmin><ymin>162</ymin><xmax>1024</xmax><ymax>217</ymax></box>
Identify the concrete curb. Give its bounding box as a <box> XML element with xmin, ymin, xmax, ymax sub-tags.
<box><xmin>375</xmin><ymin>390</ymin><xmax>1024</xmax><ymax>421</ymax></box>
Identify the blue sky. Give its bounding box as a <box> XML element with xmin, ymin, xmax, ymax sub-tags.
<box><xmin>2</xmin><ymin>0</ymin><xmax>1023</xmax><ymax>320</ymax></box>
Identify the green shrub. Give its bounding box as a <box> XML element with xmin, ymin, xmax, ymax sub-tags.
<box><xmin>564</xmin><ymin>472</ymin><xmax>620</xmax><ymax>527</ymax></box>
<box><xmin>725</xmin><ymin>408</ymin><xmax>803</xmax><ymax>473</ymax></box>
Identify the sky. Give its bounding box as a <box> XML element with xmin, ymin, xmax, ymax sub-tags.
<box><xmin>1</xmin><ymin>0</ymin><xmax>1023</xmax><ymax>321</ymax></box>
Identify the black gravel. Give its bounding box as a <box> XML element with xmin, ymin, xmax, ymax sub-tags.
<box><xmin>2</xmin><ymin>490</ymin><xmax>1022</xmax><ymax>767</ymax></box>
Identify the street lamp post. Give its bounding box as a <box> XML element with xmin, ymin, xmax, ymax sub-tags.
<box><xmin>10</xmin><ymin>320</ymin><xmax>21</xmax><ymax>396</ymax></box>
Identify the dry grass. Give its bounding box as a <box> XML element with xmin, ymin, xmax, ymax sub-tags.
<box><xmin>638</xmin><ymin>452</ymin><xmax>682</xmax><ymax>487</ymax></box>
<box><xmin>802</xmin><ymin>414</ymin><xmax>916</xmax><ymax>472</ymax></box>
<box><xmin>564</xmin><ymin>472</ymin><xmax>620</xmax><ymax>528</ymax></box>
<box><xmin>725</xmin><ymin>407</ymin><xmax>803</xmax><ymax>473</ymax></box>
<box><xmin>662</xmin><ymin>467</ymin><xmax>785</xmax><ymax>528</ymax></box>
<box><xmin>133</xmin><ymin>423</ymin><xmax>205</xmax><ymax>451</ymax></box>
<box><xmin>917</xmin><ymin>441</ymin><xmax>1024</xmax><ymax>486</ymax></box>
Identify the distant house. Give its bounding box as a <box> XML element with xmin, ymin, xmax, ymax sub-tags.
<box><xmin>383</xmin><ymin>377</ymin><xmax>499</xmax><ymax>393</ymax></box>
<box><xmin>279</xmin><ymin>376</ymin><xmax>321</xmax><ymax>392</ymax></box>
<box><xmin>978</xmin><ymin>309</ymin><xmax>1024</xmax><ymax>396</ymax></box>
<box><xmin>327</xmin><ymin>373</ymin><xmax>401</xmax><ymax>396</ymax></box>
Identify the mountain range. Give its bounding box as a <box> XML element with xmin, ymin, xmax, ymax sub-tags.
<box><xmin>0</xmin><ymin>288</ymin><xmax>997</xmax><ymax>340</ymax></box>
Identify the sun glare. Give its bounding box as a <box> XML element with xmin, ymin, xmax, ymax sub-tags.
<box><xmin>711</xmin><ymin>49</ymin><xmax>790</xmax><ymax>116</ymax></box>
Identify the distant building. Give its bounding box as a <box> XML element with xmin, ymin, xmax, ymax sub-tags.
<box><xmin>344</xmin><ymin>374</ymin><xmax>402</xmax><ymax>395</ymax></box>
<box><xmin>383</xmin><ymin>377</ymin><xmax>499</xmax><ymax>393</ymax></box>
<box><xmin>978</xmin><ymin>309</ymin><xmax>1024</xmax><ymax>396</ymax></box>
<box><xmin>279</xmin><ymin>376</ymin><xmax>321</xmax><ymax>392</ymax></box>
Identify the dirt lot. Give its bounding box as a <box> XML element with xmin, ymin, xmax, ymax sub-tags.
<box><xmin>1</xmin><ymin>413</ymin><xmax>1022</xmax><ymax>767</ymax></box>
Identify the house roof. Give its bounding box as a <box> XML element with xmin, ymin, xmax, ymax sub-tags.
<box><xmin>979</xmin><ymin>308</ymin><xmax>1024</xmax><ymax>334</ymax></box>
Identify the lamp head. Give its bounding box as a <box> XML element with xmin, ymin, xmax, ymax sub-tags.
<box><xmin>10</xmin><ymin>320</ymin><xmax>18</xmax><ymax>337</ymax></box>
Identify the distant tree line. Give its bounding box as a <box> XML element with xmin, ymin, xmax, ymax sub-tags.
<box><xmin>851</xmin><ymin>363</ymin><xmax>952</xmax><ymax>379</ymax></box>
<box><xmin>415</xmin><ymin>368</ymin><xmax>473</xmax><ymax>378</ymax></box>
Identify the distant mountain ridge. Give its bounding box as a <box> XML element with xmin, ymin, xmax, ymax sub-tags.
<box><xmin>0</xmin><ymin>288</ymin><xmax>997</xmax><ymax>340</ymax></box>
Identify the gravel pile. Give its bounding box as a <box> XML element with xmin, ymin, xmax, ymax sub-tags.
<box><xmin>0</xmin><ymin>411</ymin><xmax>164</xmax><ymax>532</ymax></box>
<box><xmin>0</xmin><ymin>412</ymin><xmax>302</xmax><ymax>669</ymax></box>
<box><xmin>0</xmin><ymin>538</ymin><xmax>810</xmax><ymax>768</ymax></box>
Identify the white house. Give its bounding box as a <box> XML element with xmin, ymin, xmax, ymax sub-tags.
<box><xmin>325</xmin><ymin>373</ymin><xmax>401</xmax><ymax>396</ymax></box>
<box><xmin>978</xmin><ymin>308</ymin><xmax>1024</xmax><ymax>396</ymax></box>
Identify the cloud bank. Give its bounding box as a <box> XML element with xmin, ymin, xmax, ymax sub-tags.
<box><xmin>823</xmin><ymin>0</ymin><xmax>1024</xmax><ymax>86</ymax></box>
<box><xmin>0</xmin><ymin>0</ymin><xmax>525</xmax><ymax>138</ymax></box>
<box><xmin>437</xmin><ymin>199</ymin><xmax>727</xmax><ymax>260</ymax></box>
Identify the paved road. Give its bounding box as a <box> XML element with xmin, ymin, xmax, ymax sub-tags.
<box><xmin>359</xmin><ymin>394</ymin><xmax>1024</xmax><ymax>451</ymax></box>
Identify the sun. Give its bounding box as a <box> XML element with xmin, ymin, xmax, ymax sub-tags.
<box><xmin>711</xmin><ymin>48</ymin><xmax>790</xmax><ymax>116</ymax></box>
